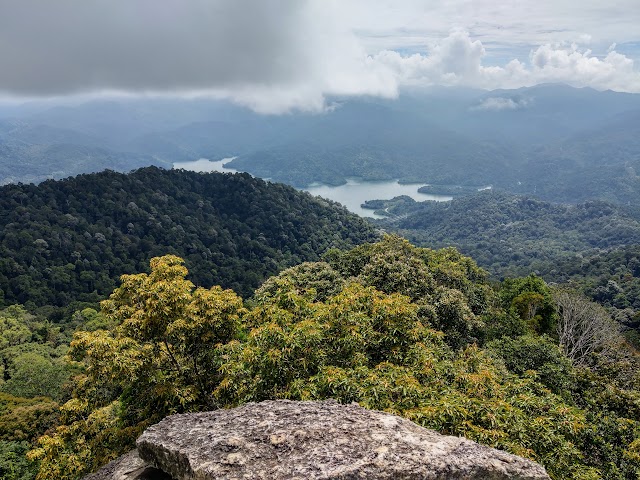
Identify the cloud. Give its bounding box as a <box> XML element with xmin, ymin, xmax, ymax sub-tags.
<box><xmin>372</xmin><ymin>31</ymin><xmax>640</xmax><ymax>93</ymax></box>
<box><xmin>342</xmin><ymin>0</ymin><xmax>640</xmax><ymax>59</ymax></box>
<box><xmin>471</xmin><ymin>97</ymin><xmax>532</xmax><ymax>111</ymax></box>
<box><xmin>0</xmin><ymin>0</ymin><xmax>398</xmax><ymax>113</ymax></box>
<box><xmin>0</xmin><ymin>1</ymin><xmax>639</xmax><ymax>113</ymax></box>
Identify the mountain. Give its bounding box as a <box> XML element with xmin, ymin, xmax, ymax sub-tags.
<box><xmin>0</xmin><ymin>118</ymin><xmax>170</xmax><ymax>185</ymax></box>
<box><xmin>2</xmin><ymin>85</ymin><xmax>640</xmax><ymax>205</ymax></box>
<box><xmin>226</xmin><ymin>100</ymin><xmax>516</xmax><ymax>187</ymax></box>
<box><xmin>379</xmin><ymin>190</ymin><xmax>640</xmax><ymax>277</ymax></box>
<box><xmin>514</xmin><ymin>108</ymin><xmax>640</xmax><ymax>203</ymax></box>
<box><xmin>375</xmin><ymin>190</ymin><xmax>640</xmax><ymax>334</ymax></box>
<box><xmin>0</xmin><ymin>167</ymin><xmax>377</xmax><ymax>309</ymax></box>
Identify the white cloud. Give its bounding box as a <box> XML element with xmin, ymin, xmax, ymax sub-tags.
<box><xmin>342</xmin><ymin>0</ymin><xmax>640</xmax><ymax>58</ymax></box>
<box><xmin>371</xmin><ymin>31</ymin><xmax>640</xmax><ymax>93</ymax></box>
<box><xmin>0</xmin><ymin>1</ymin><xmax>639</xmax><ymax>112</ymax></box>
<box><xmin>471</xmin><ymin>97</ymin><xmax>532</xmax><ymax>111</ymax></box>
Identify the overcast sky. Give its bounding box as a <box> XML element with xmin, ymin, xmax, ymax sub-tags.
<box><xmin>1</xmin><ymin>0</ymin><xmax>639</xmax><ymax>112</ymax></box>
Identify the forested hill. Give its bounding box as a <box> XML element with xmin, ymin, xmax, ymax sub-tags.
<box><xmin>379</xmin><ymin>190</ymin><xmax>640</xmax><ymax>277</ymax></box>
<box><xmin>373</xmin><ymin>191</ymin><xmax>640</xmax><ymax>339</ymax></box>
<box><xmin>0</xmin><ymin>167</ymin><xmax>377</xmax><ymax>309</ymax></box>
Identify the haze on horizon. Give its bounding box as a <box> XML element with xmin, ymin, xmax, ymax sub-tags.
<box><xmin>1</xmin><ymin>0</ymin><xmax>639</xmax><ymax>113</ymax></box>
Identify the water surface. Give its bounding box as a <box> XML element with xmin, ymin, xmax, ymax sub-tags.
<box><xmin>304</xmin><ymin>179</ymin><xmax>452</xmax><ymax>218</ymax></box>
<box><xmin>173</xmin><ymin>158</ymin><xmax>452</xmax><ymax>218</ymax></box>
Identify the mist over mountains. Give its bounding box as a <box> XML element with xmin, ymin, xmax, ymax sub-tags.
<box><xmin>1</xmin><ymin>84</ymin><xmax>639</xmax><ymax>203</ymax></box>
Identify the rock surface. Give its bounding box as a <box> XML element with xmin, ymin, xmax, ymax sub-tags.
<box><xmin>83</xmin><ymin>450</ymin><xmax>173</xmax><ymax>480</ymax></box>
<box><xmin>135</xmin><ymin>399</ymin><xmax>550</xmax><ymax>480</ymax></box>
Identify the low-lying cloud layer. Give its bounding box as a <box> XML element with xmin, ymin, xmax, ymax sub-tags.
<box><xmin>471</xmin><ymin>96</ymin><xmax>532</xmax><ymax>112</ymax></box>
<box><xmin>0</xmin><ymin>1</ymin><xmax>639</xmax><ymax>113</ymax></box>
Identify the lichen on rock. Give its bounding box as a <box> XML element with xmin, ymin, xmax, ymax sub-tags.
<box><xmin>133</xmin><ymin>399</ymin><xmax>549</xmax><ymax>480</ymax></box>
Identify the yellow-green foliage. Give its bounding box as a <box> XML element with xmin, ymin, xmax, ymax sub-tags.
<box><xmin>0</xmin><ymin>393</ymin><xmax>58</xmax><ymax>442</ymax></box>
<box><xmin>215</xmin><ymin>276</ymin><xmax>592</xmax><ymax>478</ymax></box>
<box><xmin>32</xmin><ymin>255</ymin><xmax>245</xmax><ymax>479</ymax></box>
<box><xmin>30</xmin><ymin>238</ymin><xmax>640</xmax><ymax>480</ymax></box>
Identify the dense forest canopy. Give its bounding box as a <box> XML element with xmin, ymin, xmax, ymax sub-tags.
<box><xmin>0</xmin><ymin>164</ymin><xmax>638</xmax><ymax>478</ymax></box>
<box><xmin>19</xmin><ymin>237</ymin><xmax>640</xmax><ymax>480</ymax></box>
<box><xmin>375</xmin><ymin>190</ymin><xmax>640</xmax><ymax>340</ymax></box>
<box><xmin>0</xmin><ymin>124</ymin><xmax>638</xmax><ymax>478</ymax></box>
<box><xmin>0</xmin><ymin>167</ymin><xmax>377</xmax><ymax>311</ymax></box>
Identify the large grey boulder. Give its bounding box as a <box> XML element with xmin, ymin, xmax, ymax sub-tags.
<box><xmin>83</xmin><ymin>450</ymin><xmax>172</xmax><ymax>480</ymax></box>
<box><xmin>135</xmin><ymin>399</ymin><xmax>549</xmax><ymax>480</ymax></box>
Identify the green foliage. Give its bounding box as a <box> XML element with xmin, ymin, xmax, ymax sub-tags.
<box><xmin>488</xmin><ymin>335</ymin><xmax>574</xmax><ymax>396</ymax></box>
<box><xmin>1</xmin><ymin>352</ymin><xmax>70</xmax><ymax>400</ymax></box>
<box><xmin>325</xmin><ymin>235</ymin><xmax>493</xmax><ymax>348</ymax></box>
<box><xmin>72</xmin><ymin>308</ymin><xmax>113</xmax><ymax>332</ymax></box>
<box><xmin>0</xmin><ymin>305</ymin><xmax>72</xmax><ymax>402</ymax></box>
<box><xmin>385</xmin><ymin>191</ymin><xmax>640</xmax><ymax>279</ymax></box>
<box><xmin>32</xmin><ymin>255</ymin><xmax>245</xmax><ymax>478</ymax></box>
<box><xmin>570</xmin><ymin>366</ymin><xmax>640</xmax><ymax>479</ymax></box>
<box><xmin>0</xmin><ymin>166</ymin><xmax>377</xmax><ymax>309</ymax></box>
<box><xmin>0</xmin><ymin>440</ymin><xmax>38</xmax><ymax>480</ymax></box>
<box><xmin>28</xmin><ymin>242</ymin><xmax>640</xmax><ymax>479</ymax></box>
<box><xmin>500</xmin><ymin>275</ymin><xmax>557</xmax><ymax>335</ymax></box>
<box><xmin>94</xmin><ymin>255</ymin><xmax>245</xmax><ymax>418</ymax></box>
<box><xmin>217</xmin><ymin>260</ymin><xmax>593</xmax><ymax>479</ymax></box>
<box><xmin>381</xmin><ymin>191</ymin><xmax>640</xmax><ymax>343</ymax></box>
<box><xmin>0</xmin><ymin>393</ymin><xmax>58</xmax><ymax>442</ymax></box>
<box><xmin>0</xmin><ymin>307</ymin><xmax>69</xmax><ymax>479</ymax></box>
<box><xmin>254</xmin><ymin>261</ymin><xmax>346</xmax><ymax>304</ymax></box>
<box><xmin>0</xmin><ymin>305</ymin><xmax>39</xmax><ymax>349</ymax></box>
<box><xmin>28</xmin><ymin>400</ymin><xmax>134</xmax><ymax>480</ymax></box>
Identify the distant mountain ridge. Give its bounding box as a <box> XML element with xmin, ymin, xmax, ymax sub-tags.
<box><xmin>1</xmin><ymin>84</ymin><xmax>640</xmax><ymax>204</ymax></box>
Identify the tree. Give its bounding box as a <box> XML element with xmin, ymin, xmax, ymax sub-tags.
<box><xmin>215</xmin><ymin>264</ymin><xmax>594</xmax><ymax>479</ymax></box>
<box><xmin>30</xmin><ymin>255</ymin><xmax>245</xmax><ymax>479</ymax></box>
<box><xmin>500</xmin><ymin>275</ymin><xmax>557</xmax><ymax>335</ymax></box>
<box><xmin>0</xmin><ymin>306</ymin><xmax>34</xmax><ymax>349</ymax></box>
<box><xmin>28</xmin><ymin>247</ymin><xmax>640</xmax><ymax>479</ymax></box>
<box><xmin>325</xmin><ymin>235</ymin><xmax>493</xmax><ymax>348</ymax></box>
<box><xmin>1</xmin><ymin>353</ymin><xmax>69</xmax><ymax>400</ymax></box>
<box><xmin>554</xmin><ymin>290</ymin><xmax>621</xmax><ymax>366</ymax></box>
<box><xmin>487</xmin><ymin>335</ymin><xmax>574</xmax><ymax>395</ymax></box>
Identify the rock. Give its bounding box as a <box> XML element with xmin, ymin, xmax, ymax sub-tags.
<box><xmin>83</xmin><ymin>450</ymin><xmax>174</xmax><ymax>480</ymax></box>
<box><xmin>136</xmin><ymin>399</ymin><xmax>550</xmax><ymax>480</ymax></box>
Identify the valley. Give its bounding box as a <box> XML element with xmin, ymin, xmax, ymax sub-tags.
<box><xmin>173</xmin><ymin>157</ymin><xmax>453</xmax><ymax>217</ymax></box>
<box><xmin>3</xmin><ymin>85</ymin><xmax>640</xmax><ymax>205</ymax></box>
<box><xmin>1</xmin><ymin>87</ymin><xmax>640</xmax><ymax>480</ymax></box>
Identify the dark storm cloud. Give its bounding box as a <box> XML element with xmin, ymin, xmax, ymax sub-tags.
<box><xmin>0</xmin><ymin>0</ymin><xmax>310</xmax><ymax>95</ymax></box>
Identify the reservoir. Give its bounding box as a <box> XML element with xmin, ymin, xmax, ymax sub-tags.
<box><xmin>174</xmin><ymin>158</ymin><xmax>452</xmax><ymax>218</ymax></box>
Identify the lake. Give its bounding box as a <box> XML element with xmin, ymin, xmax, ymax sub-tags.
<box><xmin>173</xmin><ymin>158</ymin><xmax>453</xmax><ymax>218</ymax></box>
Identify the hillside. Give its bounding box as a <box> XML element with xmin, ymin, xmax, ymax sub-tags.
<box><xmin>375</xmin><ymin>190</ymin><xmax>640</xmax><ymax>335</ymax></box>
<box><xmin>20</xmin><ymin>237</ymin><xmax>640</xmax><ymax>480</ymax></box>
<box><xmin>3</xmin><ymin>86</ymin><xmax>640</xmax><ymax>205</ymax></box>
<box><xmin>377</xmin><ymin>190</ymin><xmax>640</xmax><ymax>273</ymax></box>
<box><xmin>224</xmin><ymin>101</ymin><xmax>516</xmax><ymax>187</ymax></box>
<box><xmin>0</xmin><ymin>119</ymin><xmax>170</xmax><ymax>185</ymax></box>
<box><xmin>0</xmin><ymin>167</ymin><xmax>377</xmax><ymax>309</ymax></box>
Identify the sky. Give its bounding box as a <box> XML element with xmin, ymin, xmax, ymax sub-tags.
<box><xmin>1</xmin><ymin>0</ymin><xmax>639</xmax><ymax>113</ymax></box>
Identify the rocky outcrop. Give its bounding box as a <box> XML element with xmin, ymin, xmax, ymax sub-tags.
<box><xmin>83</xmin><ymin>450</ymin><xmax>172</xmax><ymax>480</ymax></box>
<box><xmin>87</xmin><ymin>399</ymin><xmax>550</xmax><ymax>479</ymax></box>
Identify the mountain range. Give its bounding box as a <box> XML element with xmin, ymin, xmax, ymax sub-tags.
<box><xmin>2</xmin><ymin>84</ymin><xmax>639</xmax><ymax>204</ymax></box>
